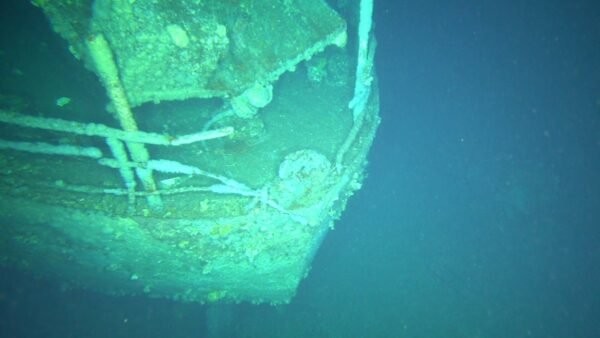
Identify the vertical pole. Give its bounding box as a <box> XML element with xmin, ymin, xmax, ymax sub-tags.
<box><xmin>349</xmin><ymin>0</ymin><xmax>375</xmax><ymax>121</ymax></box>
<box><xmin>336</xmin><ymin>0</ymin><xmax>376</xmax><ymax>169</ymax></box>
<box><xmin>87</xmin><ymin>33</ymin><xmax>163</xmax><ymax>211</ymax></box>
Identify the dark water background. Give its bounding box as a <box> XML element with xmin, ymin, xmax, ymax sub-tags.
<box><xmin>2</xmin><ymin>0</ymin><xmax>599</xmax><ymax>337</ymax></box>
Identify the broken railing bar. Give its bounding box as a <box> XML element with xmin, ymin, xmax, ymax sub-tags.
<box><xmin>97</xmin><ymin>157</ymin><xmax>307</xmax><ymax>222</ymax></box>
<box><xmin>0</xmin><ymin>138</ymin><xmax>103</xmax><ymax>158</ymax></box>
<box><xmin>0</xmin><ymin>110</ymin><xmax>233</xmax><ymax>146</ymax></box>
<box><xmin>48</xmin><ymin>180</ymin><xmax>308</xmax><ymax>224</ymax></box>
